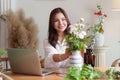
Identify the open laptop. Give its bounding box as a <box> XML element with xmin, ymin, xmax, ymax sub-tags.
<box><xmin>7</xmin><ymin>48</ymin><xmax>54</xmax><ymax>76</ymax></box>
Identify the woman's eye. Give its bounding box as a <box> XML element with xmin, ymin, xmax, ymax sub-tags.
<box><xmin>54</xmin><ymin>20</ymin><xmax>59</xmax><ymax>22</ymax></box>
<box><xmin>54</xmin><ymin>18</ymin><xmax>66</xmax><ymax>23</ymax></box>
<box><xmin>62</xmin><ymin>18</ymin><xmax>66</xmax><ymax>21</ymax></box>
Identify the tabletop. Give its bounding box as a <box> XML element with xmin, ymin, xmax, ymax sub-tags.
<box><xmin>3</xmin><ymin>67</ymin><xmax>120</xmax><ymax>80</ymax></box>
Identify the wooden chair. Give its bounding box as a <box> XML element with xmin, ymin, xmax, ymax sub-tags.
<box><xmin>111</xmin><ymin>58</ymin><xmax>120</xmax><ymax>67</ymax></box>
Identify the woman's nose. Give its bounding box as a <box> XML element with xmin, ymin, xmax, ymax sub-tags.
<box><xmin>59</xmin><ymin>20</ymin><xmax>63</xmax><ymax>25</ymax></box>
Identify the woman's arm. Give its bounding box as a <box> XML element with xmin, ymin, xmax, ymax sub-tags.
<box><xmin>53</xmin><ymin>51</ymin><xmax>71</xmax><ymax>62</ymax></box>
<box><xmin>44</xmin><ymin>39</ymin><xmax>71</xmax><ymax>62</ymax></box>
<box><xmin>43</xmin><ymin>39</ymin><xmax>71</xmax><ymax>68</ymax></box>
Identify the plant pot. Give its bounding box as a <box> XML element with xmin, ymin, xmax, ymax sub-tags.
<box><xmin>94</xmin><ymin>33</ymin><xmax>104</xmax><ymax>47</ymax></box>
<box><xmin>69</xmin><ymin>50</ymin><xmax>83</xmax><ymax>68</ymax></box>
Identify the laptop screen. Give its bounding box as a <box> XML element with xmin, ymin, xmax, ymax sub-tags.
<box><xmin>7</xmin><ymin>48</ymin><xmax>42</xmax><ymax>75</ymax></box>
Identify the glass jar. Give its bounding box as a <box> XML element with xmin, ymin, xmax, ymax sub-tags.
<box><xmin>84</xmin><ymin>49</ymin><xmax>95</xmax><ymax>67</ymax></box>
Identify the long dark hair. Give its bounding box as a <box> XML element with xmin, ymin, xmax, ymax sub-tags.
<box><xmin>48</xmin><ymin>7</ymin><xmax>71</xmax><ymax>48</ymax></box>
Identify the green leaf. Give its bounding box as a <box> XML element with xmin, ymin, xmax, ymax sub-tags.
<box><xmin>65</xmin><ymin>66</ymin><xmax>81</xmax><ymax>80</ymax></box>
<box><xmin>99</xmin><ymin>27</ymin><xmax>104</xmax><ymax>33</ymax></box>
<box><xmin>0</xmin><ymin>50</ymin><xmax>7</xmax><ymax>56</ymax></box>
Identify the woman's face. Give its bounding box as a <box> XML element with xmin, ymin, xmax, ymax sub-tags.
<box><xmin>53</xmin><ymin>12</ymin><xmax>68</xmax><ymax>33</ymax></box>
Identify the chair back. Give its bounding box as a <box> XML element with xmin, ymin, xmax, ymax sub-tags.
<box><xmin>111</xmin><ymin>58</ymin><xmax>120</xmax><ymax>67</ymax></box>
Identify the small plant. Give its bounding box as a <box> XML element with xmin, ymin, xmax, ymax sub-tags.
<box><xmin>65</xmin><ymin>64</ymin><xmax>103</xmax><ymax>80</ymax></box>
<box><xmin>0</xmin><ymin>50</ymin><xmax>7</xmax><ymax>56</ymax></box>
<box><xmin>106</xmin><ymin>68</ymin><xmax>120</xmax><ymax>80</ymax></box>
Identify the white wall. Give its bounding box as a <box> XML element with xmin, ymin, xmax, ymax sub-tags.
<box><xmin>12</xmin><ymin>0</ymin><xmax>120</xmax><ymax>66</ymax></box>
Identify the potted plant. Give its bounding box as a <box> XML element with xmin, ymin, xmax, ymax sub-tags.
<box><xmin>65</xmin><ymin>18</ymin><xmax>88</xmax><ymax>67</ymax></box>
<box><xmin>84</xmin><ymin>4</ymin><xmax>107</xmax><ymax>67</ymax></box>
<box><xmin>93</xmin><ymin>4</ymin><xmax>107</xmax><ymax>47</ymax></box>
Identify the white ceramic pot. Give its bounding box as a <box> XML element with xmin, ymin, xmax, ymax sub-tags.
<box><xmin>69</xmin><ymin>50</ymin><xmax>83</xmax><ymax>68</ymax></box>
<box><xmin>94</xmin><ymin>33</ymin><xmax>104</xmax><ymax>47</ymax></box>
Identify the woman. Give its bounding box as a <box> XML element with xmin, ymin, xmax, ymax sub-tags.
<box><xmin>44</xmin><ymin>7</ymin><xmax>85</xmax><ymax>68</ymax></box>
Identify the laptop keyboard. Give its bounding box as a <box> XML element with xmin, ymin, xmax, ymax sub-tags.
<box><xmin>42</xmin><ymin>68</ymin><xmax>54</xmax><ymax>74</ymax></box>
<box><xmin>42</xmin><ymin>70</ymin><xmax>50</xmax><ymax>74</ymax></box>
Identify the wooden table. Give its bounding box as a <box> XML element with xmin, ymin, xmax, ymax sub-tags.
<box><xmin>3</xmin><ymin>67</ymin><xmax>120</xmax><ymax>80</ymax></box>
<box><xmin>4</xmin><ymin>73</ymin><xmax>64</xmax><ymax>80</ymax></box>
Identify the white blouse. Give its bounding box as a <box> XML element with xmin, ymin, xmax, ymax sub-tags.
<box><xmin>43</xmin><ymin>39</ymin><xmax>70</xmax><ymax>68</ymax></box>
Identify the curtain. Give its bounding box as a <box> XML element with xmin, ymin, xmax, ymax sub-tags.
<box><xmin>0</xmin><ymin>0</ymin><xmax>11</xmax><ymax>50</ymax></box>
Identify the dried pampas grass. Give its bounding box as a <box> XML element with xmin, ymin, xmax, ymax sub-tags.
<box><xmin>7</xmin><ymin>9</ymin><xmax>39</xmax><ymax>49</ymax></box>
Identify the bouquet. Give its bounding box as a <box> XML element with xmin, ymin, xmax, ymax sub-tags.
<box><xmin>65</xmin><ymin>18</ymin><xmax>88</xmax><ymax>51</ymax></box>
<box><xmin>87</xmin><ymin>4</ymin><xmax>107</xmax><ymax>49</ymax></box>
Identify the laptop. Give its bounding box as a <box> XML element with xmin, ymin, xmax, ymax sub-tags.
<box><xmin>7</xmin><ymin>48</ymin><xmax>54</xmax><ymax>76</ymax></box>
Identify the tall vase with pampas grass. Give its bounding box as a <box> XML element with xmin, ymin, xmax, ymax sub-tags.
<box><xmin>6</xmin><ymin>9</ymin><xmax>39</xmax><ymax>50</ymax></box>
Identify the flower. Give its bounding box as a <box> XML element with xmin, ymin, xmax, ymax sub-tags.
<box><xmin>86</xmin><ymin>4</ymin><xmax>107</xmax><ymax>49</ymax></box>
<box><xmin>65</xmin><ymin>18</ymin><xmax>88</xmax><ymax>51</ymax></box>
<box><xmin>94</xmin><ymin>4</ymin><xmax>107</xmax><ymax>34</ymax></box>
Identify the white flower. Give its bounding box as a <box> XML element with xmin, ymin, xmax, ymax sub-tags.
<box><xmin>81</xmin><ymin>31</ymin><xmax>86</xmax><ymax>36</ymax></box>
<box><xmin>80</xmin><ymin>18</ymin><xmax>84</xmax><ymax>23</ymax></box>
<box><xmin>79</xmin><ymin>24</ymin><xmax>85</xmax><ymax>28</ymax></box>
<box><xmin>69</xmin><ymin>25</ymin><xmax>76</xmax><ymax>33</ymax></box>
<box><xmin>101</xmin><ymin>19</ymin><xmax>104</xmax><ymax>23</ymax></box>
<box><xmin>78</xmin><ymin>33</ymin><xmax>85</xmax><ymax>39</ymax></box>
<box><xmin>74</xmin><ymin>23</ymin><xmax>79</xmax><ymax>27</ymax></box>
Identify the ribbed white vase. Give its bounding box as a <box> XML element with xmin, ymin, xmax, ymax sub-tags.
<box><xmin>69</xmin><ymin>50</ymin><xmax>83</xmax><ymax>68</ymax></box>
<box><xmin>94</xmin><ymin>33</ymin><xmax>104</xmax><ymax>47</ymax></box>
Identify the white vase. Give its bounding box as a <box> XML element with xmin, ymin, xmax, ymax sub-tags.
<box><xmin>94</xmin><ymin>33</ymin><xmax>104</xmax><ymax>47</ymax></box>
<box><xmin>69</xmin><ymin>50</ymin><xmax>83</xmax><ymax>68</ymax></box>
